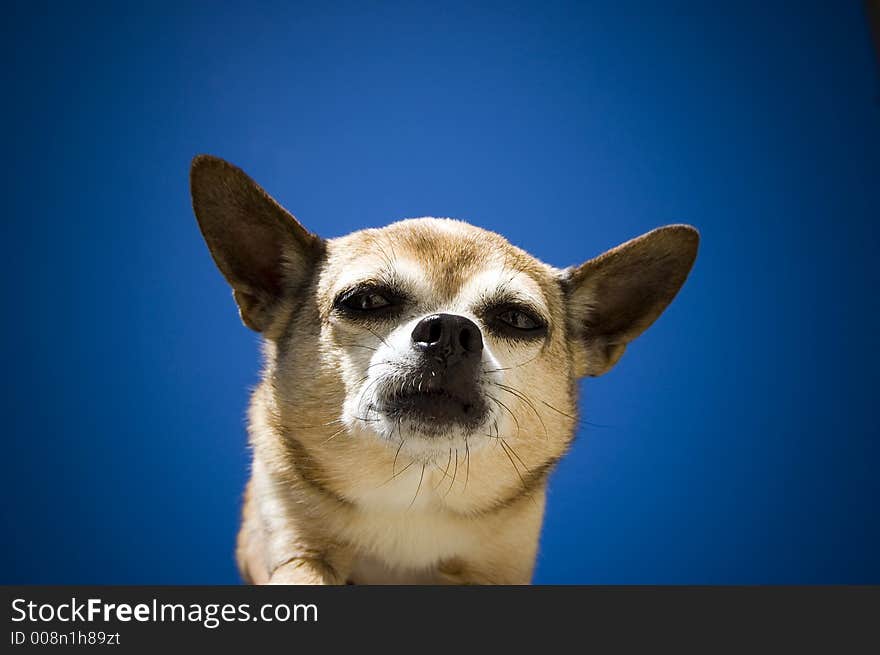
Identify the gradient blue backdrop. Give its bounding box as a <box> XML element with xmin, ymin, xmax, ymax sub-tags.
<box><xmin>3</xmin><ymin>1</ymin><xmax>878</xmax><ymax>584</ymax></box>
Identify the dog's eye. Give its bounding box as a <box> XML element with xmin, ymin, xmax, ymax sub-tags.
<box><xmin>495</xmin><ymin>308</ymin><xmax>544</xmax><ymax>332</ymax></box>
<box><xmin>336</xmin><ymin>287</ymin><xmax>398</xmax><ymax>313</ymax></box>
<box><xmin>344</xmin><ymin>292</ymin><xmax>391</xmax><ymax>310</ymax></box>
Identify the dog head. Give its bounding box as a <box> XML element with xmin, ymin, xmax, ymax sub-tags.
<box><xmin>191</xmin><ymin>155</ymin><xmax>698</xmax><ymax>512</ymax></box>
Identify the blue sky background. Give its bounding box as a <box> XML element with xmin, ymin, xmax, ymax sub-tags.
<box><xmin>3</xmin><ymin>1</ymin><xmax>878</xmax><ymax>584</ymax></box>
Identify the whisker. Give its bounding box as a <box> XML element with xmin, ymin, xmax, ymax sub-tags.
<box><xmin>464</xmin><ymin>439</ymin><xmax>470</xmax><ymax>492</ymax></box>
<box><xmin>539</xmin><ymin>399</ymin><xmax>576</xmax><ymax>420</ymax></box>
<box><xmin>362</xmin><ymin>325</ymin><xmax>391</xmax><ymax>349</ymax></box>
<box><xmin>498</xmin><ymin>438</ymin><xmax>537</xmax><ymax>507</ymax></box>
<box><xmin>482</xmin><ymin>350</ymin><xmax>541</xmax><ymax>374</ymax></box>
<box><xmin>356</xmin><ymin>375</ymin><xmax>387</xmax><ymax>419</ymax></box>
<box><xmin>491</xmin><ymin>381</ymin><xmax>548</xmax><ymax>440</ymax></box>
<box><xmin>379</xmin><ymin>458</ymin><xmax>415</xmax><ymax>486</ymax></box>
<box><xmin>444</xmin><ymin>449</ymin><xmax>459</xmax><ymax>498</ymax></box>
<box><xmin>336</xmin><ymin>343</ymin><xmax>378</xmax><ymax>353</ymax></box>
<box><xmin>376</xmin><ymin>241</ymin><xmax>398</xmax><ymax>273</ymax></box>
<box><xmin>286</xmin><ymin>418</ymin><xmax>345</xmax><ymax>430</ymax></box>
<box><xmin>433</xmin><ymin>448</ymin><xmax>453</xmax><ymax>490</ymax></box>
<box><xmin>486</xmin><ymin>393</ymin><xmax>521</xmax><ymax>438</ymax></box>
<box><xmin>501</xmin><ymin>437</ymin><xmax>531</xmax><ymax>474</ymax></box>
<box><xmin>350</xmin><ymin>361</ymin><xmax>398</xmax><ymax>388</ymax></box>
<box><xmin>321</xmin><ymin>425</ymin><xmax>349</xmax><ymax>444</ymax></box>
<box><xmin>408</xmin><ymin>462</ymin><xmax>427</xmax><ymax>509</ymax></box>
<box><xmin>538</xmin><ymin>399</ymin><xmax>611</xmax><ymax>429</ymax></box>
<box><xmin>392</xmin><ymin>437</ymin><xmax>406</xmax><ymax>477</ymax></box>
<box><xmin>498</xmin><ymin>438</ymin><xmax>526</xmax><ymax>488</ymax></box>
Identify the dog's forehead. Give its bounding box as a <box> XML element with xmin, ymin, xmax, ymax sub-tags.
<box><xmin>322</xmin><ymin>218</ymin><xmax>557</xmax><ymax>304</ymax></box>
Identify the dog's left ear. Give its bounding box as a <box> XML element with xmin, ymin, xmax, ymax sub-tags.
<box><xmin>564</xmin><ymin>225</ymin><xmax>699</xmax><ymax>377</ymax></box>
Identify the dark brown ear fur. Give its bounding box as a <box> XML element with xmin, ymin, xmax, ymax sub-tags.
<box><xmin>190</xmin><ymin>155</ymin><xmax>323</xmax><ymax>331</ymax></box>
<box><xmin>564</xmin><ymin>224</ymin><xmax>699</xmax><ymax>377</ymax></box>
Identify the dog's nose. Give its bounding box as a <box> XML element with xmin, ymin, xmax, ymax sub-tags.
<box><xmin>411</xmin><ymin>313</ymin><xmax>483</xmax><ymax>362</ymax></box>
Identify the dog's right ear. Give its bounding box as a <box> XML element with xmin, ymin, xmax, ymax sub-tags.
<box><xmin>190</xmin><ymin>155</ymin><xmax>323</xmax><ymax>332</ymax></box>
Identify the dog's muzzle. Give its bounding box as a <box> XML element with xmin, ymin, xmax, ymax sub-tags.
<box><xmin>377</xmin><ymin>313</ymin><xmax>488</xmax><ymax>433</ymax></box>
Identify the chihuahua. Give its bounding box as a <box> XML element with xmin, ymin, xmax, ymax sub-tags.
<box><xmin>189</xmin><ymin>155</ymin><xmax>698</xmax><ymax>584</ymax></box>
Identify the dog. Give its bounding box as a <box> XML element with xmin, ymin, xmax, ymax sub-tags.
<box><xmin>189</xmin><ymin>155</ymin><xmax>698</xmax><ymax>584</ymax></box>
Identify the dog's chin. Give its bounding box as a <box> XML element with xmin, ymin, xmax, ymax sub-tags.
<box><xmin>373</xmin><ymin>388</ymin><xmax>489</xmax><ymax>440</ymax></box>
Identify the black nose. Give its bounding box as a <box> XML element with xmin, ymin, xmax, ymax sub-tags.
<box><xmin>411</xmin><ymin>313</ymin><xmax>483</xmax><ymax>362</ymax></box>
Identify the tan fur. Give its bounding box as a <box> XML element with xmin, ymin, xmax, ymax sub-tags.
<box><xmin>190</xmin><ymin>155</ymin><xmax>699</xmax><ymax>584</ymax></box>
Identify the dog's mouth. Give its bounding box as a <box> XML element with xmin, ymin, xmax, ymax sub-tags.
<box><xmin>375</xmin><ymin>382</ymin><xmax>488</xmax><ymax>434</ymax></box>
